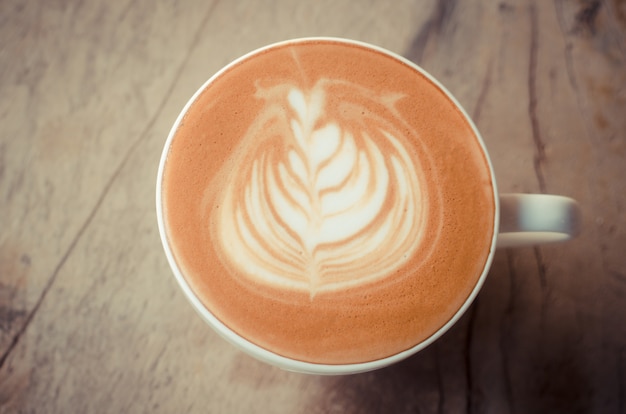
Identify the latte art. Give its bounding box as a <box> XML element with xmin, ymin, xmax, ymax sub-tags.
<box><xmin>211</xmin><ymin>80</ymin><xmax>436</xmax><ymax>295</ymax></box>
<box><xmin>162</xmin><ymin>39</ymin><xmax>495</xmax><ymax>364</ymax></box>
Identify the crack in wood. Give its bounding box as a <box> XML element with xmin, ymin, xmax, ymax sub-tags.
<box><xmin>464</xmin><ymin>301</ymin><xmax>478</xmax><ymax>414</ymax></box>
<box><xmin>0</xmin><ymin>307</ymin><xmax>26</xmax><ymax>334</ymax></box>
<box><xmin>617</xmin><ymin>347</ymin><xmax>626</xmax><ymax>413</ymax></box>
<box><xmin>0</xmin><ymin>186</ymin><xmax>103</xmax><ymax>369</ymax></box>
<box><xmin>0</xmin><ymin>143</ymin><xmax>5</xmax><ymax>186</ymax></box>
<box><xmin>472</xmin><ymin>57</ymin><xmax>494</xmax><ymax>123</ymax></box>
<box><xmin>533</xmin><ymin>247</ymin><xmax>548</xmax><ymax>291</ymax></box>
<box><xmin>404</xmin><ymin>0</ymin><xmax>458</xmax><ymax>64</ymax></box>
<box><xmin>564</xmin><ymin>41</ymin><xmax>581</xmax><ymax>93</ymax></box>
<box><xmin>528</xmin><ymin>2</ymin><xmax>548</xmax><ymax>194</ymax></box>
<box><xmin>573</xmin><ymin>0</ymin><xmax>602</xmax><ymax>35</ymax></box>
<box><xmin>605</xmin><ymin>0</ymin><xmax>626</xmax><ymax>59</ymax></box>
<box><xmin>0</xmin><ymin>248</ymin><xmax>29</xmax><ymax>351</ymax></box>
<box><xmin>0</xmin><ymin>0</ymin><xmax>222</xmax><ymax>371</ymax></box>
<box><xmin>501</xmin><ymin>250</ymin><xmax>517</xmax><ymax>411</ymax></box>
<box><xmin>434</xmin><ymin>343</ymin><xmax>445</xmax><ymax>414</ymax></box>
<box><xmin>532</xmin><ymin>246</ymin><xmax>549</xmax><ymax>327</ymax></box>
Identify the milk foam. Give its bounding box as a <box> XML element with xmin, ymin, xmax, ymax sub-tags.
<box><xmin>212</xmin><ymin>79</ymin><xmax>433</xmax><ymax>295</ymax></box>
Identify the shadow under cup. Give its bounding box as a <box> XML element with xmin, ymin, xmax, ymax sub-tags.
<box><xmin>156</xmin><ymin>38</ymin><xmax>499</xmax><ymax>375</ymax></box>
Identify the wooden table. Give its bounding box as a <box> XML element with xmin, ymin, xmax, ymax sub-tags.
<box><xmin>1</xmin><ymin>1</ymin><xmax>624</xmax><ymax>412</ymax></box>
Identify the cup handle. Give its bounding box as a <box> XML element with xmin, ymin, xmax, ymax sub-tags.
<box><xmin>497</xmin><ymin>194</ymin><xmax>582</xmax><ymax>248</ymax></box>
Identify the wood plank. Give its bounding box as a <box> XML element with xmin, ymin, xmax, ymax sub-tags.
<box><xmin>0</xmin><ymin>0</ymin><xmax>624</xmax><ymax>412</ymax></box>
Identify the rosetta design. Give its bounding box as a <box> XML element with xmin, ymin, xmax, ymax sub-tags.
<box><xmin>211</xmin><ymin>79</ymin><xmax>433</xmax><ymax>295</ymax></box>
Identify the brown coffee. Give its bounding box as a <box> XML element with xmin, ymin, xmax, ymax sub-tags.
<box><xmin>160</xmin><ymin>39</ymin><xmax>495</xmax><ymax>364</ymax></box>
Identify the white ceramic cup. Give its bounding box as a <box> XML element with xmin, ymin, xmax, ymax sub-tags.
<box><xmin>156</xmin><ymin>38</ymin><xmax>581</xmax><ymax>375</ymax></box>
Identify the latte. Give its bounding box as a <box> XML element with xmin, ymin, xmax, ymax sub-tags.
<box><xmin>160</xmin><ymin>39</ymin><xmax>495</xmax><ymax>364</ymax></box>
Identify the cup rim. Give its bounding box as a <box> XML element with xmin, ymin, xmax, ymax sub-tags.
<box><xmin>156</xmin><ymin>36</ymin><xmax>500</xmax><ymax>375</ymax></box>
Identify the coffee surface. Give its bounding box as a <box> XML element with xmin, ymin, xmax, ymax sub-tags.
<box><xmin>161</xmin><ymin>39</ymin><xmax>495</xmax><ymax>364</ymax></box>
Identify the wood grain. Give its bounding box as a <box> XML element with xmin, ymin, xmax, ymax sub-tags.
<box><xmin>0</xmin><ymin>0</ymin><xmax>624</xmax><ymax>413</ymax></box>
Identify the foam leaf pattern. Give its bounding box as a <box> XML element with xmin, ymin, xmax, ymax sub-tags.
<box><xmin>212</xmin><ymin>79</ymin><xmax>431</xmax><ymax>296</ymax></box>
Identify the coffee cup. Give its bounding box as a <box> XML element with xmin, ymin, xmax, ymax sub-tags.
<box><xmin>156</xmin><ymin>38</ymin><xmax>580</xmax><ymax>375</ymax></box>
